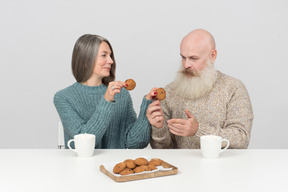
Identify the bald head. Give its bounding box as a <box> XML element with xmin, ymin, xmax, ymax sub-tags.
<box><xmin>180</xmin><ymin>29</ymin><xmax>217</xmax><ymax>71</ymax></box>
<box><xmin>181</xmin><ymin>29</ymin><xmax>216</xmax><ymax>51</ymax></box>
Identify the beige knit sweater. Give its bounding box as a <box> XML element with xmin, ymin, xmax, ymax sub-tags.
<box><xmin>150</xmin><ymin>71</ymin><xmax>254</xmax><ymax>149</ymax></box>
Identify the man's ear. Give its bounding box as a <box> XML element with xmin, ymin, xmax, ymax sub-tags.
<box><xmin>210</xmin><ymin>49</ymin><xmax>217</xmax><ymax>63</ymax></box>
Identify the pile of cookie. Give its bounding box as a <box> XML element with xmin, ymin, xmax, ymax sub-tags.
<box><xmin>113</xmin><ymin>157</ymin><xmax>162</xmax><ymax>176</ymax></box>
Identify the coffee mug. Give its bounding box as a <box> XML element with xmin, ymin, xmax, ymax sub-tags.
<box><xmin>67</xmin><ymin>133</ymin><xmax>96</xmax><ymax>158</ymax></box>
<box><xmin>200</xmin><ymin>135</ymin><xmax>229</xmax><ymax>159</ymax></box>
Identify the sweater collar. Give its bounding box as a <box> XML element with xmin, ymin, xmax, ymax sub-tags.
<box><xmin>73</xmin><ymin>82</ymin><xmax>107</xmax><ymax>93</ymax></box>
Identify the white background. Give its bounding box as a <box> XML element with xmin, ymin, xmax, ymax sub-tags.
<box><xmin>0</xmin><ymin>0</ymin><xmax>287</xmax><ymax>149</ymax></box>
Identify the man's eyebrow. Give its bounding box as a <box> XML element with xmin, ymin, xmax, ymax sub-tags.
<box><xmin>180</xmin><ymin>53</ymin><xmax>188</xmax><ymax>57</ymax></box>
<box><xmin>180</xmin><ymin>53</ymin><xmax>198</xmax><ymax>58</ymax></box>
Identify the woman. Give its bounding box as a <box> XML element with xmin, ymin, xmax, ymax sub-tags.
<box><xmin>54</xmin><ymin>34</ymin><xmax>162</xmax><ymax>149</ymax></box>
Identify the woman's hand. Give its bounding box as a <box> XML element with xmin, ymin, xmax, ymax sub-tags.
<box><xmin>104</xmin><ymin>81</ymin><xmax>127</xmax><ymax>102</ymax></box>
<box><xmin>146</xmin><ymin>100</ymin><xmax>164</xmax><ymax>128</ymax></box>
<box><xmin>145</xmin><ymin>87</ymin><xmax>158</xmax><ymax>100</ymax></box>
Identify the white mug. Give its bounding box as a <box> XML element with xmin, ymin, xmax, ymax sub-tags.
<box><xmin>200</xmin><ymin>135</ymin><xmax>230</xmax><ymax>159</ymax></box>
<box><xmin>67</xmin><ymin>133</ymin><xmax>96</xmax><ymax>158</ymax></box>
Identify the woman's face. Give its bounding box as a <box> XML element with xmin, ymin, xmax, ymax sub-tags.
<box><xmin>93</xmin><ymin>41</ymin><xmax>113</xmax><ymax>78</ymax></box>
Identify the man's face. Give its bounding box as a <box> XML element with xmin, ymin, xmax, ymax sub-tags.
<box><xmin>180</xmin><ymin>39</ymin><xmax>213</xmax><ymax>77</ymax></box>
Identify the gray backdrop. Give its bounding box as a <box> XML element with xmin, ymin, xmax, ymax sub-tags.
<box><xmin>1</xmin><ymin>0</ymin><xmax>287</xmax><ymax>149</ymax></box>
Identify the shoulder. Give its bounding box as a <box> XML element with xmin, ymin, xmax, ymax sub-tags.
<box><xmin>216</xmin><ymin>71</ymin><xmax>249</xmax><ymax>99</ymax></box>
<box><xmin>54</xmin><ymin>83</ymin><xmax>77</xmax><ymax>102</ymax></box>
<box><xmin>217</xmin><ymin>71</ymin><xmax>247</xmax><ymax>90</ymax></box>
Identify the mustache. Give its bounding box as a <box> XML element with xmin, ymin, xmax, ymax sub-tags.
<box><xmin>181</xmin><ymin>68</ymin><xmax>200</xmax><ymax>77</ymax></box>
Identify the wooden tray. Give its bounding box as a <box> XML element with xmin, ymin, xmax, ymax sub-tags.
<box><xmin>100</xmin><ymin>159</ymin><xmax>178</xmax><ymax>182</ymax></box>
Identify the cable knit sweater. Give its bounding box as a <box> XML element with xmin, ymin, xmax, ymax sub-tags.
<box><xmin>150</xmin><ymin>71</ymin><xmax>254</xmax><ymax>149</ymax></box>
<box><xmin>54</xmin><ymin>82</ymin><xmax>152</xmax><ymax>149</ymax></box>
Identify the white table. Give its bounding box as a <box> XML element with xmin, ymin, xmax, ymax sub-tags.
<box><xmin>0</xmin><ymin>149</ymin><xmax>287</xmax><ymax>192</ymax></box>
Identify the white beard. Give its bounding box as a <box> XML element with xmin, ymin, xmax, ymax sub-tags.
<box><xmin>173</xmin><ymin>61</ymin><xmax>218</xmax><ymax>100</ymax></box>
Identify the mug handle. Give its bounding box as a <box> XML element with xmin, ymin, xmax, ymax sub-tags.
<box><xmin>67</xmin><ymin>139</ymin><xmax>77</xmax><ymax>152</ymax></box>
<box><xmin>220</xmin><ymin>139</ymin><xmax>230</xmax><ymax>153</ymax></box>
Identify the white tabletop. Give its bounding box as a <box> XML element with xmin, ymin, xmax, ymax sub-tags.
<box><xmin>0</xmin><ymin>149</ymin><xmax>288</xmax><ymax>192</ymax></box>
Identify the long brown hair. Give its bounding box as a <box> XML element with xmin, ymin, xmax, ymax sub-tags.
<box><xmin>71</xmin><ymin>34</ymin><xmax>116</xmax><ymax>85</ymax></box>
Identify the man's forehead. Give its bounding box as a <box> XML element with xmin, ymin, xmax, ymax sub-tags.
<box><xmin>180</xmin><ymin>42</ymin><xmax>206</xmax><ymax>56</ymax></box>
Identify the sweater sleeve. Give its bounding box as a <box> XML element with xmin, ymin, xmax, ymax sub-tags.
<box><xmin>150</xmin><ymin>97</ymin><xmax>175</xmax><ymax>149</ymax></box>
<box><xmin>53</xmin><ymin>92</ymin><xmax>115</xmax><ymax>147</ymax></box>
<box><xmin>195</xmin><ymin>81</ymin><xmax>254</xmax><ymax>149</ymax></box>
<box><xmin>124</xmin><ymin>95</ymin><xmax>153</xmax><ymax>149</ymax></box>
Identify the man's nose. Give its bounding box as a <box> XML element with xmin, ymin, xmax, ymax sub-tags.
<box><xmin>184</xmin><ymin>59</ymin><xmax>192</xmax><ymax>69</ymax></box>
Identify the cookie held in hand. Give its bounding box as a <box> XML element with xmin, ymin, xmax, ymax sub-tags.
<box><xmin>124</xmin><ymin>79</ymin><xmax>136</xmax><ymax>91</ymax></box>
<box><xmin>156</xmin><ymin>88</ymin><xmax>166</xmax><ymax>100</ymax></box>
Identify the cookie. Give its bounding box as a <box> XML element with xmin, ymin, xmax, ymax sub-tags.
<box><xmin>147</xmin><ymin>164</ymin><xmax>157</xmax><ymax>171</ymax></box>
<box><xmin>134</xmin><ymin>165</ymin><xmax>148</xmax><ymax>173</ymax></box>
<box><xmin>124</xmin><ymin>79</ymin><xmax>136</xmax><ymax>91</ymax></box>
<box><xmin>156</xmin><ymin>88</ymin><xmax>166</xmax><ymax>100</ymax></box>
<box><xmin>113</xmin><ymin>162</ymin><xmax>126</xmax><ymax>174</ymax></box>
<box><xmin>119</xmin><ymin>168</ymin><xmax>134</xmax><ymax>175</ymax></box>
<box><xmin>134</xmin><ymin>157</ymin><xmax>149</xmax><ymax>166</ymax></box>
<box><xmin>149</xmin><ymin>158</ymin><xmax>162</xmax><ymax>166</ymax></box>
<box><xmin>124</xmin><ymin>159</ymin><xmax>136</xmax><ymax>169</ymax></box>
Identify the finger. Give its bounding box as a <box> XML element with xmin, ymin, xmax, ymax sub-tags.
<box><xmin>146</xmin><ymin>87</ymin><xmax>158</xmax><ymax>100</ymax></box>
<box><xmin>168</xmin><ymin>125</ymin><xmax>184</xmax><ymax>136</ymax></box>
<box><xmin>155</xmin><ymin>116</ymin><xmax>163</xmax><ymax>122</ymax></box>
<box><xmin>148</xmin><ymin>104</ymin><xmax>162</xmax><ymax>112</ymax></box>
<box><xmin>168</xmin><ymin>122</ymin><xmax>186</xmax><ymax>131</ymax></box>
<box><xmin>185</xmin><ymin>109</ymin><xmax>194</xmax><ymax>119</ymax></box>
<box><xmin>150</xmin><ymin>116</ymin><xmax>163</xmax><ymax>125</ymax></box>
<box><xmin>150</xmin><ymin>112</ymin><xmax>163</xmax><ymax>119</ymax></box>
<box><xmin>147</xmin><ymin>106</ymin><xmax>162</xmax><ymax>115</ymax></box>
<box><xmin>169</xmin><ymin>128</ymin><xmax>185</xmax><ymax>137</ymax></box>
<box><xmin>167</xmin><ymin>118</ymin><xmax>186</xmax><ymax>125</ymax></box>
<box><xmin>113</xmin><ymin>89</ymin><xmax>121</xmax><ymax>94</ymax></box>
<box><xmin>118</xmin><ymin>81</ymin><xmax>127</xmax><ymax>88</ymax></box>
<box><xmin>150</xmin><ymin>87</ymin><xmax>158</xmax><ymax>94</ymax></box>
<box><xmin>114</xmin><ymin>81</ymin><xmax>126</xmax><ymax>90</ymax></box>
<box><xmin>151</xmin><ymin>100</ymin><xmax>161</xmax><ymax>107</ymax></box>
<box><xmin>148</xmin><ymin>100</ymin><xmax>161</xmax><ymax>110</ymax></box>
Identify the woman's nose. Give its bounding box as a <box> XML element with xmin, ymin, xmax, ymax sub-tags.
<box><xmin>107</xmin><ymin>56</ymin><xmax>113</xmax><ymax>64</ymax></box>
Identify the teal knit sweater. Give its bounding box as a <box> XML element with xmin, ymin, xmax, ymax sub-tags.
<box><xmin>53</xmin><ymin>82</ymin><xmax>152</xmax><ymax>149</ymax></box>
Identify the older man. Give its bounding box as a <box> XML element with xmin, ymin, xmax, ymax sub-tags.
<box><xmin>147</xmin><ymin>29</ymin><xmax>254</xmax><ymax>149</ymax></box>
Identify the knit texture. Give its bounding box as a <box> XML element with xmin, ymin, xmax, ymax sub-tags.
<box><xmin>150</xmin><ymin>71</ymin><xmax>254</xmax><ymax>149</ymax></box>
<box><xmin>54</xmin><ymin>82</ymin><xmax>152</xmax><ymax>149</ymax></box>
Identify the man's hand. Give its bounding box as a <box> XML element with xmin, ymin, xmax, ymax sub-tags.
<box><xmin>167</xmin><ymin>109</ymin><xmax>199</xmax><ymax>137</ymax></box>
